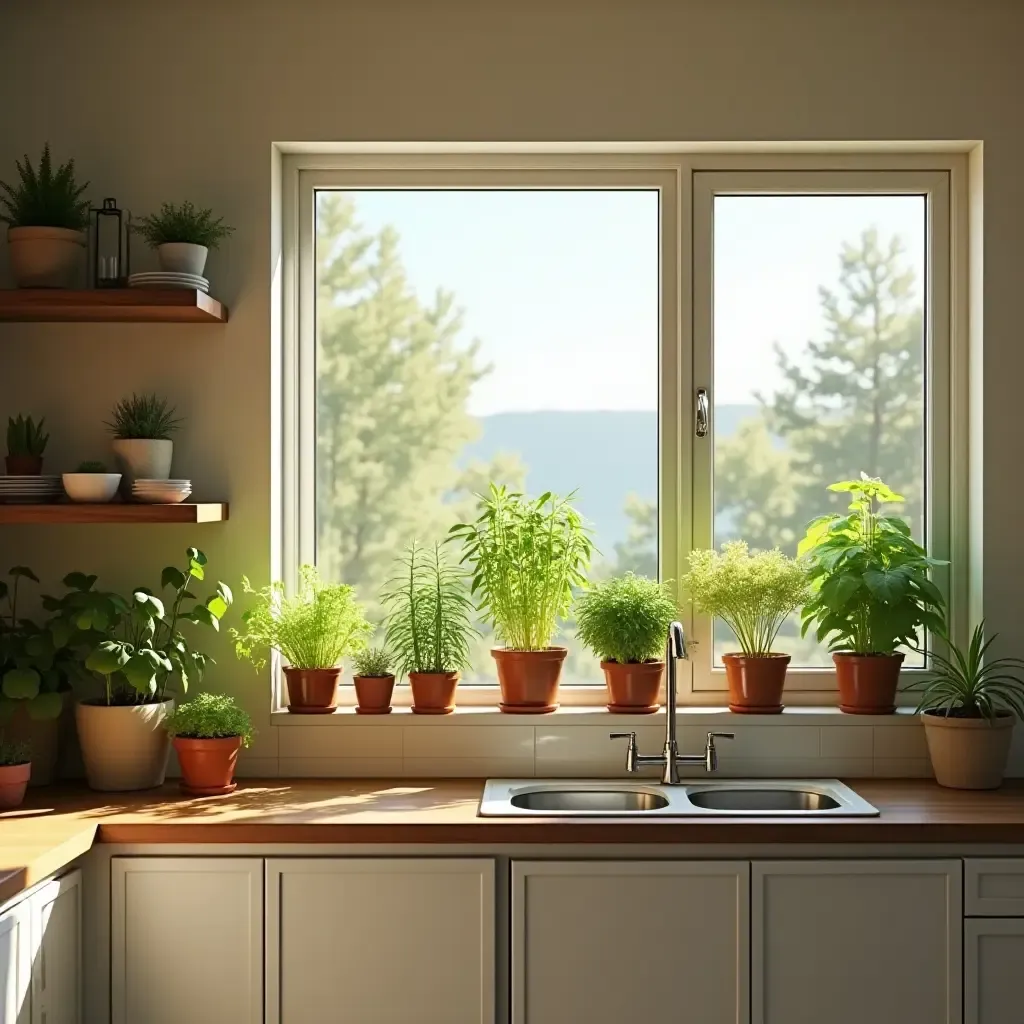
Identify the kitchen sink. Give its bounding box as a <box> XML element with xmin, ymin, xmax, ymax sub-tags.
<box><xmin>685</xmin><ymin>787</ymin><xmax>841</xmax><ymax>812</ymax></box>
<box><xmin>510</xmin><ymin>788</ymin><xmax>670</xmax><ymax>813</ymax></box>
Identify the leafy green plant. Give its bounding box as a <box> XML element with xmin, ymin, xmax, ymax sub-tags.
<box><xmin>450</xmin><ymin>484</ymin><xmax>593</xmax><ymax>651</ymax></box>
<box><xmin>682</xmin><ymin>541</ymin><xmax>810</xmax><ymax>656</ymax></box>
<box><xmin>381</xmin><ymin>541</ymin><xmax>476</xmax><ymax>676</ymax></box>
<box><xmin>0</xmin><ymin>736</ymin><xmax>30</xmax><ymax>766</ymax></box>
<box><xmin>353</xmin><ymin>645</ymin><xmax>394</xmax><ymax>678</ymax></box>
<box><xmin>799</xmin><ymin>476</ymin><xmax>946</xmax><ymax>655</ymax></box>
<box><xmin>905</xmin><ymin>623</ymin><xmax>1024</xmax><ymax>721</ymax></box>
<box><xmin>165</xmin><ymin>692</ymin><xmax>255</xmax><ymax>745</ymax></box>
<box><xmin>232</xmin><ymin>565</ymin><xmax>371</xmax><ymax>671</ymax></box>
<box><xmin>75</xmin><ymin>460</ymin><xmax>108</xmax><ymax>473</ymax></box>
<box><xmin>0</xmin><ymin>144</ymin><xmax>90</xmax><ymax>230</ymax></box>
<box><xmin>132</xmin><ymin>201</ymin><xmax>234</xmax><ymax>249</ymax></box>
<box><xmin>106</xmin><ymin>393</ymin><xmax>181</xmax><ymax>440</ymax></box>
<box><xmin>7</xmin><ymin>415</ymin><xmax>48</xmax><ymax>457</ymax></box>
<box><xmin>575</xmin><ymin>573</ymin><xmax>678</xmax><ymax>664</ymax></box>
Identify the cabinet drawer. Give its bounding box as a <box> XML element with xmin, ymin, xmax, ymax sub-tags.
<box><xmin>966</xmin><ymin>860</ymin><xmax>1024</xmax><ymax>916</ymax></box>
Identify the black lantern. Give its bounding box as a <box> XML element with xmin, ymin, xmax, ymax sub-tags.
<box><xmin>91</xmin><ymin>198</ymin><xmax>131</xmax><ymax>288</ymax></box>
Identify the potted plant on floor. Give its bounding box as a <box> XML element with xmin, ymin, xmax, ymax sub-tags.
<box><xmin>381</xmin><ymin>541</ymin><xmax>476</xmax><ymax>714</ymax></box>
<box><xmin>905</xmin><ymin>623</ymin><xmax>1024</xmax><ymax>790</ymax></box>
<box><xmin>6</xmin><ymin>415</ymin><xmax>49</xmax><ymax>475</ymax></box>
<box><xmin>450</xmin><ymin>485</ymin><xmax>593</xmax><ymax>713</ymax></box>
<box><xmin>352</xmin><ymin>645</ymin><xmax>396</xmax><ymax>714</ymax></box>
<box><xmin>62</xmin><ymin>461</ymin><xmax>121</xmax><ymax>503</ymax></box>
<box><xmin>683</xmin><ymin>541</ymin><xmax>809</xmax><ymax>713</ymax></box>
<box><xmin>574</xmin><ymin>572</ymin><xmax>678</xmax><ymax>713</ymax></box>
<box><xmin>166</xmin><ymin>692</ymin><xmax>254</xmax><ymax>796</ymax></box>
<box><xmin>0</xmin><ymin>737</ymin><xmax>31</xmax><ymax>809</ymax></box>
<box><xmin>0</xmin><ymin>144</ymin><xmax>89</xmax><ymax>287</ymax></box>
<box><xmin>799</xmin><ymin>476</ymin><xmax>946</xmax><ymax>714</ymax></box>
<box><xmin>106</xmin><ymin>393</ymin><xmax>181</xmax><ymax>489</ymax></box>
<box><xmin>232</xmin><ymin>565</ymin><xmax>371</xmax><ymax>713</ymax></box>
<box><xmin>68</xmin><ymin>548</ymin><xmax>232</xmax><ymax>791</ymax></box>
<box><xmin>132</xmin><ymin>201</ymin><xmax>234</xmax><ymax>277</ymax></box>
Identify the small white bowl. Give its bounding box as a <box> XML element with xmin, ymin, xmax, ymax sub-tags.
<box><xmin>132</xmin><ymin>487</ymin><xmax>192</xmax><ymax>504</ymax></box>
<box><xmin>62</xmin><ymin>473</ymin><xmax>122</xmax><ymax>503</ymax></box>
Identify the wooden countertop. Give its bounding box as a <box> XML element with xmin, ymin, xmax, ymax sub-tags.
<box><xmin>3</xmin><ymin>778</ymin><xmax>1024</xmax><ymax>906</ymax></box>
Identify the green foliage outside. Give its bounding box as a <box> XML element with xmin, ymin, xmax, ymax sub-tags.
<box><xmin>166</xmin><ymin>692</ymin><xmax>255</xmax><ymax>745</ymax></box>
<box><xmin>7</xmin><ymin>415</ymin><xmax>48</xmax><ymax>457</ymax></box>
<box><xmin>106</xmin><ymin>393</ymin><xmax>181</xmax><ymax>440</ymax></box>
<box><xmin>574</xmin><ymin>573</ymin><xmax>677</xmax><ymax>664</ymax></box>
<box><xmin>132</xmin><ymin>201</ymin><xmax>234</xmax><ymax>249</ymax></box>
<box><xmin>0</xmin><ymin>144</ymin><xmax>90</xmax><ymax>230</ymax></box>
<box><xmin>352</xmin><ymin>645</ymin><xmax>393</xmax><ymax>678</ymax></box>
<box><xmin>0</xmin><ymin>736</ymin><xmax>30</xmax><ymax>767</ymax></box>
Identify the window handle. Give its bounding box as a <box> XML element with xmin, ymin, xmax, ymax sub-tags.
<box><xmin>695</xmin><ymin>388</ymin><xmax>709</xmax><ymax>437</ymax></box>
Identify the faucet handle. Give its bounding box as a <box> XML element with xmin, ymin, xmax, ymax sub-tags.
<box><xmin>609</xmin><ymin>731</ymin><xmax>638</xmax><ymax>773</ymax></box>
<box><xmin>705</xmin><ymin>731</ymin><xmax>734</xmax><ymax>773</ymax></box>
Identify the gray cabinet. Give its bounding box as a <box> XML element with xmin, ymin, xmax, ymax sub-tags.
<box><xmin>30</xmin><ymin>869</ymin><xmax>81</xmax><ymax>1024</ymax></box>
<box><xmin>0</xmin><ymin>900</ymin><xmax>29</xmax><ymax>1024</ymax></box>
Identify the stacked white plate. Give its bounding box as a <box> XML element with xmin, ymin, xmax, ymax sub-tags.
<box><xmin>0</xmin><ymin>475</ymin><xmax>63</xmax><ymax>503</ymax></box>
<box><xmin>132</xmin><ymin>479</ymin><xmax>192</xmax><ymax>504</ymax></box>
<box><xmin>128</xmin><ymin>272</ymin><xmax>209</xmax><ymax>293</ymax></box>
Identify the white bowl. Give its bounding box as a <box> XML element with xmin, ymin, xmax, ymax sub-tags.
<box><xmin>62</xmin><ymin>473</ymin><xmax>122</xmax><ymax>503</ymax></box>
<box><xmin>132</xmin><ymin>488</ymin><xmax>191</xmax><ymax>504</ymax></box>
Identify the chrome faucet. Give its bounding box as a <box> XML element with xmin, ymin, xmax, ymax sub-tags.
<box><xmin>610</xmin><ymin>620</ymin><xmax>733</xmax><ymax>784</ymax></box>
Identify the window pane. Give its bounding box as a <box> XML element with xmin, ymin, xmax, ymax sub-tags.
<box><xmin>314</xmin><ymin>189</ymin><xmax>660</xmax><ymax>683</ymax></box>
<box><xmin>712</xmin><ymin>194</ymin><xmax>926</xmax><ymax>667</ymax></box>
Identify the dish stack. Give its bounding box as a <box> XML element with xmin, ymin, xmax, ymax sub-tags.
<box><xmin>131</xmin><ymin>479</ymin><xmax>192</xmax><ymax>504</ymax></box>
<box><xmin>128</xmin><ymin>272</ymin><xmax>209</xmax><ymax>293</ymax></box>
<box><xmin>0</xmin><ymin>475</ymin><xmax>63</xmax><ymax>504</ymax></box>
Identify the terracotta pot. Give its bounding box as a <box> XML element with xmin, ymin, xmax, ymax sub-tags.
<box><xmin>601</xmin><ymin>660</ymin><xmax>664</xmax><ymax>713</ymax></box>
<box><xmin>173</xmin><ymin>735</ymin><xmax>242</xmax><ymax>796</ymax></box>
<box><xmin>922</xmin><ymin>711</ymin><xmax>1015</xmax><ymax>790</ymax></box>
<box><xmin>3</xmin><ymin>699</ymin><xmax>67</xmax><ymax>785</ymax></box>
<box><xmin>353</xmin><ymin>674</ymin><xmax>396</xmax><ymax>714</ymax></box>
<box><xmin>492</xmin><ymin>647</ymin><xmax>566</xmax><ymax>713</ymax></box>
<box><xmin>284</xmin><ymin>666</ymin><xmax>342</xmax><ymax>714</ymax></box>
<box><xmin>833</xmin><ymin>652</ymin><xmax>904</xmax><ymax>714</ymax></box>
<box><xmin>409</xmin><ymin>672</ymin><xmax>459</xmax><ymax>714</ymax></box>
<box><xmin>8</xmin><ymin>226</ymin><xmax>86</xmax><ymax>287</ymax></box>
<box><xmin>0</xmin><ymin>762</ymin><xmax>31</xmax><ymax>809</ymax></box>
<box><xmin>5</xmin><ymin>455</ymin><xmax>43</xmax><ymax>475</ymax></box>
<box><xmin>75</xmin><ymin>699</ymin><xmax>173</xmax><ymax>791</ymax></box>
<box><xmin>722</xmin><ymin>653</ymin><xmax>790</xmax><ymax>713</ymax></box>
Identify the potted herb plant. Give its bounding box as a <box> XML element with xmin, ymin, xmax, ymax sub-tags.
<box><xmin>6</xmin><ymin>415</ymin><xmax>49</xmax><ymax>475</ymax></box>
<box><xmin>70</xmin><ymin>548</ymin><xmax>231</xmax><ymax>791</ymax></box>
<box><xmin>352</xmin><ymin>645</ymin><xmax>396</xmax><ymax>715</ymax></box>
<box><xmin>381</xmin><ymin>541</ymin><xmax>476</xmax><ymax>714</ymax></box>
<box><xmin>106</xmin><ymin>393</ymin><xmax>181</xmax><ymax>489</ymax></box>
<box><xmin>451</xmin><ymin>485</ymin><xmax>593</xmax><ymax>713</ymax></box>
<box><xmin>0</xmin><ymin>737</ymin><xmax>31</xmax><ymax>809</ymax></box>
<box><xmin>906</xmin><ymin>623</ymin><xmax>1024</xmax><ymax>789</ymax></box>
<box><xmin>0</xmin><ymin>144</ymin><xmax>89</xmax><ymax>287</ymax></box>
<box><xmin>166</xmin><ymin>692</ymin><xmax>254</xmax><ymax>796</ymax></box>
<box><xmin>62</xmin><ymin>461</ymin><xmax>121</xmax><ymax>504</ymax></box>
<box><xmin>574</xmin><ymin>573</ymin><xmax>678</xmax><ymax>713</ymax></box>
<box><xmin>799</xmin><ymin>476</ymin><xmax>946</xmax><ymax>714</ymax></box>
<box><xmin>683</xmin><ymin>542</ymin><xmax>809</xmax><ymax>713</ymax></box>
<box><xmin>132</xmin><ymin>201</ymin><xmax>234</xmax><ymax>277</ymax></box>
<box><xmin>232</xmin><ymin>565</ymin><xmax>371</xmax><ymax>713</ymax></box>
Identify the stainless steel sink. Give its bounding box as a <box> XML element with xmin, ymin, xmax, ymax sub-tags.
<box><xmin>686</xmin><ymin>787</ymin><xmax>840</xmax><ymax>812</ymax></box>
<box><xmin>510</xmin><ymin>788</ymin><xmax>670</xmax><ymax>813</ymax></box>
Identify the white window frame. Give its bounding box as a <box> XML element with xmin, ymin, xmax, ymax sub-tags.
<box><xmin>279</xmin><ymin>151</ymin><xmax>968</xmax><ymax>710</ymax></box>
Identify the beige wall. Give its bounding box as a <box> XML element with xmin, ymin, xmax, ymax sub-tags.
<box><xmin>0</xmin><ymin>0</ymin><xmax>1021</xmax><ymax>772</ymax></box>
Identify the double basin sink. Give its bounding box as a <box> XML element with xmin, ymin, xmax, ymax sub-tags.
<box><xmin>479</xmin><ymin>778</ymin><xmax>879</xmax><ymax>817</ymax></box>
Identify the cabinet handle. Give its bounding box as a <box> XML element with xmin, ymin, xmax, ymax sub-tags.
<box><xmin>695</xmin><ymin>388</ymin><xmax>709</xmax><ymax>437</ymax></box>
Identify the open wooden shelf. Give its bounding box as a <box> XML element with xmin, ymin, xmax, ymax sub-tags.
<box><xmin>0</xmin><ymin>289</ymin><xmax>227</xmax><ymax>323</ymax></box>
<box><xmin>0</xmin><ymin>503</ymin><xmax>229</xmax><ymax>524</ymax></box>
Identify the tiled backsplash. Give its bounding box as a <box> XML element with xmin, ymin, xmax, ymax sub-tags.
<box><xmin>235</xmin><ymin>708</ymin><xmax>1024</xmax><ymax>780</ymax></box>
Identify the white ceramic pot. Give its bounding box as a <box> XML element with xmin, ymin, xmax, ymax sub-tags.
<box><xmin>922</xmin><ymin>711</ymin><xmax>1015</xmax><ymax>790</ymax></box>
<box><xmin>75</xmin><ymin>699</ymin><xmax>174</xmax><ymax>791</ymax></box>
<box><xmin>62</xmin><ymin>472</ymin><xmax>122</xmax><ymax>503</ymax></box>
<box><xmin>157</xmin><ymin>242</ymin><xmax>208</xmax><ymax>276</ymax></box>
<box><xmin>112</xmin><ymin>439</ymin><xmax>173</xmax><ymax>489</ymax></box>
<box><xmin>8</xmin><ymin>226</ymin><xmax>86</xmax><ymax>288</ymax></box>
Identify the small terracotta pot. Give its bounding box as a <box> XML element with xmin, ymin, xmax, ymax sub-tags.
<box><xmin>409</xmin><ymin>671</ymin><xmax>459</xmax><ymax>714</ymax></box>
<box><xmin>492</xmin><ymin>647</ymin><xmax>566</xmax><ymax>713</ymax></box>
<box><xmin>173</xmin><ymin>736</ymin><xmax>242</xmax><ymax>796</ymax></box>
<box><xmin>833</xmin><ymin>652</ymin><xmax>904</xmax><ymax>714</ymax></box>
<box><xmin>353</xmin><ymin>674</ymin><xmax>396</xmax><ymax>714</ymax></box>
<box><xmin>922</xmin><ymin>711</ymin><xmax>1015</xmax><ymax>790</ymax></box>
<box><xmin>601</xmin><ymin>661</ymin><xmax>664</xmax><ymax>713</ymax></box>
<box><xmin>722</xmin><ymin>653</ymin><xmax>790</xmax><ymax>713</ymax></box>
<box><xmin>0</xmin><ymin>762</ymin><xmax>31</xmax><ymax>809</ymax></box>
<box><xmin>283</xmin><ymin>667</ymin><xmax>342</xmax><ymax>714</ymax></box>
<box><xmin>5</xmin><ymin>455</ymin><xmax>42</xmax><ymax>475</ymax></box>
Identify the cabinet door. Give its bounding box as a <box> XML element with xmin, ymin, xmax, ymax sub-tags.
<box><xmin>31</xmin><ymin>869</ymin><xmax>81</xmax><ymax>1024</ymax></box>
<box><xmin>266</xmin><ymin>858</ymin><xmax>495</xmax><ymax>1024</ymax></box>
<box><xmin>111</xmin><ymin>858</ymin><xmax>263</xmax><ymax>1024</ymax></box>
<box><xmin>512</xmin><ymin>860</ymin><xmax>749</xmax><ymax>1024</ymax></box>
<box><xmin>753</xmin><ymin>860</ymin><xmax>962</xmax><ymax>1024</ymax></box>
<box><xmin>965</xmin><ymin>919</ymin><xmax>1024</xmax><ymax>1024</ymax></box>
<box><xmin>0</xmin><ymin>902</ymin><xmax>30</xmax><ymax>1024</ymax></box>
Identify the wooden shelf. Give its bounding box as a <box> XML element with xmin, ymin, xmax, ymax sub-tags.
<box><xmin>0</xmin><ymin>503</ymin><xmax>228</xmax><ymax>524</ymax></box>
<box><xmin>0</xmin><ymin>289</ymin><xmax>227</xmax><ymax>323</ymax></box>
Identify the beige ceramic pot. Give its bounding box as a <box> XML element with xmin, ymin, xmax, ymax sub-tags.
<box><xmin>922</xmin><ymin>711</ymin><xmax>1015</xmax><ymax>790</ymax></box>
<box><xmin>76</xmin><ymin>699</ymin><xmax>174</xmax><ymax>791</ymax></box>
<box><xmin>112</xmin><ymin>438</ymin><xmax>174</xmax><ymax>489</ymax></box>
<box><xmin>8</xmin><ymin>226</ymin><xmax>86</xmax><ymax>287</ymax></box>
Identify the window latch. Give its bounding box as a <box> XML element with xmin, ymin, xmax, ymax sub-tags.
<box><xmin>695</xmin><ymin>388</ymin><xmax>709</xmax><ymax>437</ymax></box>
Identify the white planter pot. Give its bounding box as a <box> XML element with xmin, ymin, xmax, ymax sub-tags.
<box><xmin>7</xmin><ymin>226</ymin><xmax>86</xmax><ymax>288</ymax></box>
<box><xmin>157</xmin><ymin>242</ymin><xmax>208</xmax><ymax>276</ymax></box>
<box><xmin>62</xmin><ymin>472</ymin><xmax>121</xmax><ymax>503</ymax></box>
<box><xmin>75</xmin><ymin>699</ymin><xmax>174</xmax><ymax>791</ymax></box>
<box><xmin>922</xmin><ymin>711</ymin><xmax>1015</xmax><ymax>790</ymax></box>
<box><xmin>112</xmin><ymin>439</ymin><xmax>174</xmax><ymax>490</ymax></box>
